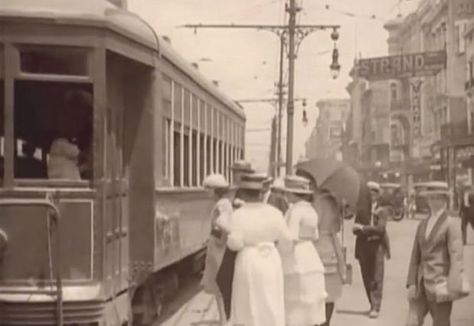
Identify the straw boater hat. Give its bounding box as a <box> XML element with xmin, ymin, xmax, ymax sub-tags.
<box><xmin>283</xmin><ymin>175</ymin><xmax>313</xmax><ymax>195</ymax></box>
<box><xmin>230</xmin><ymin>160</ymin><xmax>255</xmax><ymax>173</ymax></box>
<box><xmin>271</xmin><ymin>177</ymin><xmax>285</xmax><ymax>190</ymax></box>
<box><xmin>203</xmin><ymin>174</ymin><xmax>229</xmax><ymax>189</ymax></box>
<box><xmin>419</xmin><ymin>189</ymin><xmax>450</xmax><ymax>200</ymax></box>
<box><xmin>237</xmin><ymin>173</ymin><xmax>266</xmax><ymax>190</ymax></box>
<box><xmin>252</xmin><ymin>172</ymin><xmax>273</xmax><ymax>186</ymax></box>
<box><xmin>367</xmin><ymin>181</ymin><xmax>381</xmax><ymax>193</ymax></box>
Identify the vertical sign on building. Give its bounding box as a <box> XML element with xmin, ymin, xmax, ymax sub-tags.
<box><xmin>411</xmin><ymin>80</ymin><xmax>422</xmax><ymax>138</ymax></box>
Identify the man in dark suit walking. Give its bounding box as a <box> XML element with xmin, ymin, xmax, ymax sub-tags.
<box><xmin>353</xmin><ymin>181</ymin><xmax>391</xmax><ymax>319</ymax></box>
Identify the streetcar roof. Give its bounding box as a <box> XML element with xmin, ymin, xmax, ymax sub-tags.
<box><xmin>0</xmin><ymin>0</ymin><xmax>245</xmax><ymax>119</ymax></box>
<box><xmin>160</xmin><ymin>40</ymin><xmax>245</xmax><ymax>119</ymax></box>
<box><xmin>0</xmin><ymin>0</ymin><xmax>157</xmax><ymax>47</ymax></box>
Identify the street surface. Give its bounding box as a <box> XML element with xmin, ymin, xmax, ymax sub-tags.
<box><xmin>158</xmin><ymin>216</ymin><xmax>474</xmax><ymax>326</ymax></box>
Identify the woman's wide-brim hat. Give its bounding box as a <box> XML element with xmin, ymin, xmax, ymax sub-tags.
<box><xmin>203</xmin><ymin>173</ymin><xmax>229</xmax><ymax>189</ymax></box>
<box><xmin>282</xmin><ymin>175</ymin><xmax>313</xmax><ymax>195</ymax></box>
<box><xmin>237</xmin><ymin>173</ymin><xmax>267</xmax><ymax>190</ymax></box>
<box><xmin>230</xmin><ymin>160</ymin><xmax>255</xmax><ymax>173</ymax></box>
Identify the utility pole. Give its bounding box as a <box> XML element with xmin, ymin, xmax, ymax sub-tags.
<box><xmin>276</xmin><ymin>33</ymin><xmax>285</xmax><ymax>177</ymax></box>
<box><xmin>286</xmin><ymin>0</ymin><xmax>297</xmax><ymax>174</ymax></box>
<box><xmin>182</xmin><ymin>11</ymin><xmax>340</xmax><ymax>176</ymax></box>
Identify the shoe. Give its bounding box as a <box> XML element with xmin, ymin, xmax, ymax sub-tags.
<box><xmin>369</xmin><ymin>310</ymin><xmax>379</xmax><ymax>318</ymax></box>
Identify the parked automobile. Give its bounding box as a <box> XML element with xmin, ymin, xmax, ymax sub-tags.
<box><xmin>379</xmin><ymin>183</ymin><xmax>406</xmax><ymax>221</ymax></box>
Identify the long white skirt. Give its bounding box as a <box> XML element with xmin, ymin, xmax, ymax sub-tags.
<box><xmin>284</xmin><ymin>271</ymin><xmax>327</xmax><ymax>326</ymax></box>
<box><xmin>230</xmin><ymin>242</ymin><xmax>285</xmax><ymax>326</ymax></box>
<box><xmin>282</xmin><ymin>241</ymin><xmax>327</xmax><ymax>326</ymax></box>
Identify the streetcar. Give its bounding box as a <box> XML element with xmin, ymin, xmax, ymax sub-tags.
<box><xmin>0</xmin><ymin>1</ymin><xmax>245</xmax><ymax>325</ymax></box>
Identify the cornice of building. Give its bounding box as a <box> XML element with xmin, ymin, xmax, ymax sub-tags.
<box><xmin>420</xmin><ymin>0</ymin><xmax>448</xmax><ymax>29</ymax></box>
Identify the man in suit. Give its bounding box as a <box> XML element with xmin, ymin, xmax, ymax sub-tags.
<box><xmin>406</xmin><ymin>189</ymin><xmax>467</xmax><ymax>326</ymax></box>
<box><xmin>460</xmin><ymin>186</ymin><xmax>474</xmax><ymax>245</ymax></box>
<box><xmin>353</xmin><ymin>181</ymin><xmax>391</xmax><ymax>319</ymax></box>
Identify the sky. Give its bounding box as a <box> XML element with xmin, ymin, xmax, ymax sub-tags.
<box><xmin>127</xmin><ymin>0</ymin><xmax>422</xmax><ymax>172</ymax></box>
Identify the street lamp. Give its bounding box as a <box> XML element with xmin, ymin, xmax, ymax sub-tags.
<box><xmin>329</xmin><ymin>28</ymin><xmax>340</xmax><ymax>80</ymax></box>
<box><xmin>330</xmin><ymin>47</ymin><xmax>340</xmax><ymax>79</ymax></box>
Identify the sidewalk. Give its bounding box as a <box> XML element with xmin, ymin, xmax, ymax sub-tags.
<box><xmin>160</xmin><ymin>217</ymin><xmax>474</xmax><ymax>326</ymax></box>
<box><xmin>333</xmin><ymin>217</ymin><xmax>474</xmax><ymax>326</ymax></box>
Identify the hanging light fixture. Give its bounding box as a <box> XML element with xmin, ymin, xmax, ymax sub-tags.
<box><xmin>330</xmin><ymin>28</ymin><xmax>340</xmax><ymax>80</ymax></box>
<box><xmin>330</xmin><ymin>47</ymin><xmax>341</xmax><ymax>79</ymax></box>
<box><xmin>302</xmin><ymin>109</ymin><xmax>308</xmax><ymax>127</ymax></box>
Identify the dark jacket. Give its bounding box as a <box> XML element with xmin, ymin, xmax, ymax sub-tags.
<box><xmin>354</xmin><ymin>189</ymin><xmax>391</xmax><ymax>260</ymax></box>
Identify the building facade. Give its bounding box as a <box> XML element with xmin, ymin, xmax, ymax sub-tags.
<box><xmin>305</xmin><ymin>99</ymin><xmax>350</xmax><ymax>161</ymax></box>
<box><xmin>346</xmin><ymin>0</ymin><xmax>474</xmax><ymax>190</ymax></box>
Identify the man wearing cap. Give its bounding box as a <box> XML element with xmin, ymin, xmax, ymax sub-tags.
<box><xmin>353</xmin><ymin>181</ymin><xmax>391</xmax><ymax>319</ymax></box>
<box><xmin>406</xmin><ymin>189</ymin><xmax>467</xmax><ymax>326</ymax></box>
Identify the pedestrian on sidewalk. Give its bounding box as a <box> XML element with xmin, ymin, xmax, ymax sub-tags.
<box><xmin>200</xmin><ymin>174</ymin><xmax>233</xmax><ymax>326</ymax></box>
<box><xmin>226</xmin><ymin>173</ymin><xmax>292</xmax><ymax>326</ymax></box>
<box><xmin>353</xmin><ymin>181</ymin><xmax>391</xmax><ymax>319</ymax></box>
<box><xmin>266</xmin><ymin>177</ymin><xmax>290</xmax><ymax>214</ymax></box>
<box><xmin>313</xmin><ymin>187</ymin><xmax>347</xmax><ymax>326</ymax></box>
<box><xmin>216</xmin><ymin>161</ymin><xmax>256</xmax><ymax>321</ymax></box>
<box><xmin>279</xmin><ymin>175</ymin><xmax>327</xmax><ymax>326</ymax></box>
<box><xmin>406</xmin><ymin>189</ymin><xmax>470</xmax><ymax>326</ymax></box>
<box><xmin>460</xmin><ymin>185</ymin><xmax>474</xmax><ymax>245</ymax></box>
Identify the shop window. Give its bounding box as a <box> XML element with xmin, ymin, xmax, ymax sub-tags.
<box><xmin>19</xmin><ymin>45</ymin><xmax>88</xmax><ymax>76</ymax></box>
<box><xmin>14</xmin><ymin>81</ymin><xmax>92</xmax><ymax>181</ymax></box>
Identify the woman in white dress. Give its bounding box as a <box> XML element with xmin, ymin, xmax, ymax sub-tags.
<box><xmin>281</xmin><ymin>175</ymin><xmax>327</xmax><ymax>326</ymax></box>
<box><xmin>201</xmin><ymin>174</ymin><xmax>233</xmax><ymax>325</ymax></box>
<box><xmin>227</xmin><ymin>173</ymin><xmax>292</xmax><ymax>326</ymax></box>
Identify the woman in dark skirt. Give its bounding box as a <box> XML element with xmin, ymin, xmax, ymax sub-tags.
<box><xmin>201</xmin><ymin>174</ymin><xmax>232</xmax><ymax>325</ymax></box>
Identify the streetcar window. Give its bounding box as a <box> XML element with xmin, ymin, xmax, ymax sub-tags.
<box><xmin>174</xmin><ymin>84</ymin><xmax>182</xmax><ymax>122</ymax></box>
<box><xmin>199</xmin><ymin>133</ymin><xmax>205</xmax><ymax>185</ymax></box>
<box><xmin>163</xmin><ymin>118</ymin><xmax>170</xmax><ymax>182</ymax></box>
<box><xmin>183</xmin><ymin>89</ymin><xmax>191</xmax><ymax>126</ymax></box>
<box><xmin>0</xmin><ymin>82</ymin><xmax>3</xmax><ymax>183</ymax></box>
<box><xmin>206</xmin><ymin>136</ymin><xmax>212</xmax><ymax>176</ymax></box>
<box><xmin>173</xmin><ymin>129</ymin><xmax>181</xmax><ymax>186</ymax></box>
<box><xmin>0</xmin><ymin>47</ymin><xmax>4</xmax><ymax>183</ymax></box>
<box><xmin>19</xmin><ymin>45</ymin><xmax>88</xmax><ymax>76</ymax></box>
<box><xmin>13</xmin><ymin>81</ymin><xmax>93</xmax><ymax>181</ymax></box>
<box><xmin>213</xmin><ymin>138</ymin><xmax>218</xmax><ymax>173</ymax></box>
<box><xmin>162</xmin><ymin>75</ymin><xmax>172</xmax><ymax>101</ymax></box>
<box><xmin>183</xmin><ymin>130</ymin><xmax>190</xmax><ymax>187</ymax></box>
<box><xmin>192</xmin><ymin>130</ymin><xmax>198</xmax><ymax>186</ymax></box>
